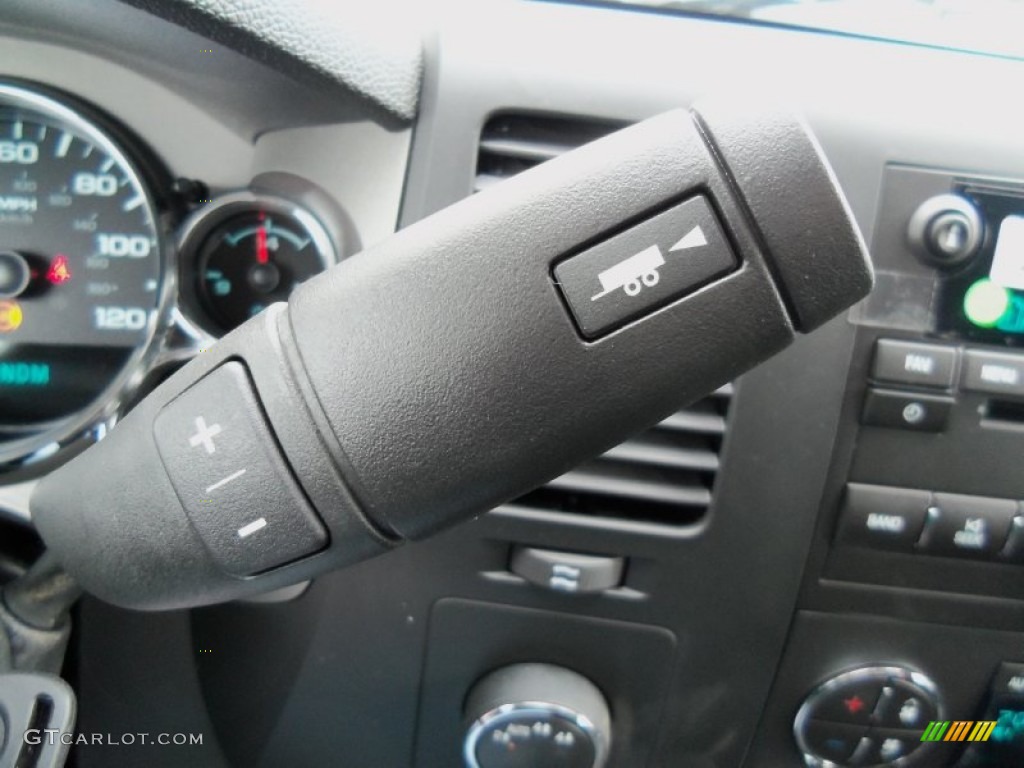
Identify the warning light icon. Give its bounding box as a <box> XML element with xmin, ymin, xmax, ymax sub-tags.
<box><xmin>47</xmin><ymin>254</ymin><xmax>71</xmax><ymax>285</ymax></box>
<box><xmin>0</xmin><ymin>300</ymin><xmax>23</xmax><ymax>332</ymax></box>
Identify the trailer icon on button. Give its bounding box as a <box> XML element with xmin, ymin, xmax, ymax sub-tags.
<box><xmin>590</xmin><ymin>225</ymin><xmax>710</xmax><ymax>302</ymax></box>
<box><xmin>591</xmin><ymin>245</ymin><xmax>665</xmax><ymax>301</ymax></box>
<box><xmin>554</xmin><ymin>196</ymin><xmax>737</xmax><ymax>338</ymax></box>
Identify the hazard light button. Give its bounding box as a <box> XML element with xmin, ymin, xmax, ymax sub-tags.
<box><xmin>554</xmin><ymin>195</ymin><xmax>737</xmax><ymax>339</ymax></box>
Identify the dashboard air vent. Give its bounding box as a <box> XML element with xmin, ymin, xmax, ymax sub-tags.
<box><xmin>474</xmin><ymin>113</ymin><xmax>627</xmax><ymax>192</ymax></box>
<box><xmin>511</xmin><ymin>385</ymin><xmax>733</xmax><ymax>529</ymax></box>
<box><xmin>474</xmin><ymin>112</ymin><xmax>733</xmax><ymax>530</ymax></box>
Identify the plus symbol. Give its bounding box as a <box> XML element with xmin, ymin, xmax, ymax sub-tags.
<box><xmin>188</xmin><ymin>416</ymin><xmax>222</xmax><ymax>454</ymax></box>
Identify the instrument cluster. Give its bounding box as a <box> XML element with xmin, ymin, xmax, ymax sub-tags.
<box><xmin>0</xmin><ymin>79</ymin><xmax>342</xmax><ymax>474</ymax></box>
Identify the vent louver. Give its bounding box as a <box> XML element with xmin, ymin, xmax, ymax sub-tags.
<box><xmin>474</xmin><ymin>113</ymin><xmax>627</xmax><ymax>192</ymax></box>
<box><xmin>475</xmin><ymin>112</ymin><xmax>733</xmax><ymax>530</ymax></box>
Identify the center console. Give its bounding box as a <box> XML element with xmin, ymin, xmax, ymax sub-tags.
<box><xmin>747</xmin><ymin>166</ymin><xmax>1024</xmax><ymax>767</ymax></box>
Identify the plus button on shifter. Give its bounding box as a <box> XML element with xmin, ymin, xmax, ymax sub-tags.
<box><xmin>153</xmin><ymin>362</ymin><xmax>327</xmax><ymax>576</ymax></box>
<box><xmin>188</xmin><ymin>416</ymin><xmax>222</xmax><ymax>454</ymax></box>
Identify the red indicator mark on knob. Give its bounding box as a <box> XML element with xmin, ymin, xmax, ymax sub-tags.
<box><xmin>844</xmin><ymin>696</ymin><xmax>865</xmax><ymax>715</ymax></box>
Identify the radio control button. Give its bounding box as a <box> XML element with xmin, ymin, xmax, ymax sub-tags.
<box><xmin>862</xmin><ymin>388</ymin><xmax>953</xmax><ymax>432</ymax></box>
<box><xmin>872</xmin><ymin>340</ymin><xmax>958</xmax><ymax>389</ymax></box>
<box><xmin>1000</xmin><ymin>511</ymin><xmax>1024</xmax><ymax>563</ymax></box>
<box><xmin>837</xmin><ymin>484</ymin><xmax>930</xmax><ymax>552</ymax></box>
<box><xmin>962</xmin><ymin>349</ymin><xmax>1024</xmax><ymax>398</ymax></box>
<box><xmin>919</xmin><ymin>493</ymin><xmax>1016</xmax><ymax>560</ymax></box>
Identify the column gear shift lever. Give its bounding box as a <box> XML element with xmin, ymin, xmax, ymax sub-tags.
<box><xmin>29</xmin><ymin>103</ymin><xmax>872</xmax><ymax>611</ymax></box>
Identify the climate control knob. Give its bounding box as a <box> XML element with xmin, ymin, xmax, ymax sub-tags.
<box><xmin>794</xmin><ymin>665</ymin><xmax>942</xmax><ymax>767</ymax></box>
<box><xmin>463</xmin><ymin>663</ymin><xmax>611</xmax><ymax>768</ymax></box>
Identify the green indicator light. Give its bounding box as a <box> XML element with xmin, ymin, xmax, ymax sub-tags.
<box><xmin>964</xmin><ymin>279</ymin><xmax>1011</xmax><ymax>328</ymax></box>
<box><xmin>0</xmin><ymin>362</ymin><xmax>50</xmax><ymax>386</ymax></box>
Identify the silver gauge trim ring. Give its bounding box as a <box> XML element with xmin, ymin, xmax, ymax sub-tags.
<box><xmin>463</xmin><ymin>700</ymin><xmax>609</xmax><ymax>768</ymax></box>
<box><xmin>0</xmin><ymin>81</ymin><xmax>176</xmax><ymax>470</ymax></box>
<box><xmin>175</xmin><ymin>190</ymin><xmax>337</xmax><ymax>337</ymax></box>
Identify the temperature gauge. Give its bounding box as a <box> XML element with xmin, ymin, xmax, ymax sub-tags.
<box><xmin>181</xmin><ymin>194</ymin><xmax>336</xmax><ymax>334</ymax></box>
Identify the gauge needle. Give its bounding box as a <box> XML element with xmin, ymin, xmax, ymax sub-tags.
<box><xmin>256</xmin><ymin>225</ymin><xmax>269</xmax><ymax>264</ymax></box>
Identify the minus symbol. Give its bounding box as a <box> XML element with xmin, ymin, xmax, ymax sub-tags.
<box><xmin>237</xmin><ymin>518</ymin><xmax>267</xmax><ymax>539</ymax></box>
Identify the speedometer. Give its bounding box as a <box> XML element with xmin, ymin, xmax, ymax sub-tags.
<box><xmin>0</xmin><ymin>81</ymin><xmax>167</xmax><ymax>465</ymax></box>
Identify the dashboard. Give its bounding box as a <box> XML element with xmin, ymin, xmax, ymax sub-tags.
<box><xmin>0</xmin><ymin>5</ymin><xmax>411</xmax><ymax>509</ymax></box>
<box><xmin>1</xmin><ymin>1</ymin><xmax>1023</xmax><ymax>767</ymax></box>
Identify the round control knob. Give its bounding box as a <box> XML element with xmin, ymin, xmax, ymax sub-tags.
<box><xmin>907</xmin><ymin>194</ymin><xmax>984</xmax><ymax>268</ymax></box>
<box><xmin>463</xmin><ymin>663</ymin><xmax>611</xmax><ymax>768</ymax></box>
<box><xmin>794</xmin><ymin>665</ymin><xmax>941</xmax><ymax>767</ymax></box>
